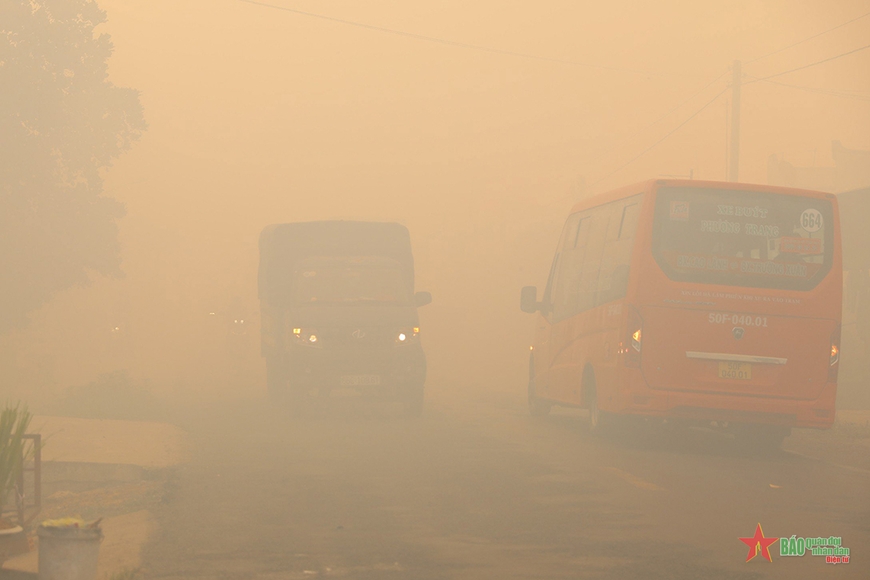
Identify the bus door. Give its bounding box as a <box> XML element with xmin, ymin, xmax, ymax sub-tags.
<box><xmin>545</xmin><ymin>209</ymin><xmax>612</xmax><ymax>403</ymax></box>
<box><xmin>535</xmin><ymin>213</ymin><xmax>582</xmax><ymax>402</ymax></box>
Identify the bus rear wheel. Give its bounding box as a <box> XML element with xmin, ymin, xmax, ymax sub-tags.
<box><xmin>733</xmin><ymin>424</ymin><xmax>790</xmax><ymax>452</ymax></box>
<box><xmin>587</xmin><ymin>383</ymin><xmax>612</xmax><ymax>436</ymax></box>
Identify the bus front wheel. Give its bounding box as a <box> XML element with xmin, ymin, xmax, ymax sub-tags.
<box><xmin>528</xmin><ymin>363</ymin><xmax>551</xmax><ymax>417</ymax></box>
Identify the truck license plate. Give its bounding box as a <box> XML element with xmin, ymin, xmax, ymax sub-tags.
<box><xmin>340</xmin><ymin>374</ymin><xmax>381</xmax><ymax>387</ymax></box>
<box><xmin>718</xmin><ymin>362</ymin><xmax>752</xmax><ymax>380</ymax></box>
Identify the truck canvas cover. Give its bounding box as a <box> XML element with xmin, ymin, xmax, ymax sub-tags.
<box><xmin>258</xmin><ymin>221</ymin><xmax>414</xmax><ymax>304</ymax></box>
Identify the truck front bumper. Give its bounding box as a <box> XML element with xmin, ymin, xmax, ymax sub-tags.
<box><xmin>283</xmin><ymin>344</ymin><xmax>426</xmax><ymax>395</ymax></box>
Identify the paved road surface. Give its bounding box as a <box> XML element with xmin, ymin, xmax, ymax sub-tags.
<box><xmin>142</xmin><ymin>388</ymin><xmax>869</xmax><ymax>579</ymax></box>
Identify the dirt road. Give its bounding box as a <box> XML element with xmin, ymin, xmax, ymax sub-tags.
<box><xmin>141</xmin><ymin>388</ymin><xmax>869</xmax><ymax>579</ymax></box>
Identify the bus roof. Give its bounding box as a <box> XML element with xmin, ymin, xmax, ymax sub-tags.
<box><xmin>569</xmin><ymin>179</ymin><xmax>836</xmax><ymax>215</ymax></box>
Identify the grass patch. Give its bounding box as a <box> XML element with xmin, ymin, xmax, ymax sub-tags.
<box><xmin>834</xmin><ymin>419</ymin><xmax>870</xmax><ymax>440</ymax></box>
<box><xmin>53</xmin><ymin>371</ymin><xmax>166</xmax><ymax>422</ymax></box>
<box><xmin>107</xmin><ymin>568</ymin><xmax>140</xmax><ymax>580</ymax></box>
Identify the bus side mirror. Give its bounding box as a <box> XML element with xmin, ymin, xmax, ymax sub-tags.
<box><xmin>415</xmin><ymin>291</ymin><xmax>432</xmax><ymax>307</ymax></box>
<box><xmin>520</xmin><ymin>286</ymin><xmax>539</xmax><ymax>313</ymax></box>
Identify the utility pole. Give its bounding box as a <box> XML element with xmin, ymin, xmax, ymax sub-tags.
<box><xmin>729</xmin><ymin>60</ymin><xmax>742</xmax><ymax>182</ymax></box>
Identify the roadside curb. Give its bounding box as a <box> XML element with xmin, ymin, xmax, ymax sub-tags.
<box><xmin>0</xmin><ymin>416</ymin><xmax>189</xmax><ymax>578</ymax></box>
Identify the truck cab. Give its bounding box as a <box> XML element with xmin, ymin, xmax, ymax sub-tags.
<box><xmin>258</xmin><ymin>221</ymin><xmax>431</xmax><ymax>415</ymax></box>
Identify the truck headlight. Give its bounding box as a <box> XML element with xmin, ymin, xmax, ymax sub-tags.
<box><xmin>292</xmin><ymin>327</ymin><xmax>321</xmax><ymax>347</ymax></box>
<box><xmin>396</xmin><ymin>327</ymin><xmax>420</xmax><ymax>344</ymax></box>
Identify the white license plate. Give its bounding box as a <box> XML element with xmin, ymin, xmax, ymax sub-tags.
<box><xmin>718</xmin><ymin>361</ymin><xmax>752</xmax><ymax>380</ymax></box>
<box><xmin>340</xmin><ymin>374</ymin><xmax>381</xmax><ymax>387</ymax></box>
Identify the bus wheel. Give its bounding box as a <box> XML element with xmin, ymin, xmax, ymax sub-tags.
<box><xmin>733</xmin><ymin>424</ymin><xmax>789</xmax><ymax>452</ymax></box>
<box><xmin>587</xmin><ymin>384</ymin><xmax>611</xmax><ymax>436</ymax></box>
<box><xmin>528</xmin><ymin>375</ymin><xmax>551</xmax><ymax>417</ymax></box>
<box><xmin>403</xmin><ymin>386</ymin><xmax>425</xmax><ymax>418</ymax></box>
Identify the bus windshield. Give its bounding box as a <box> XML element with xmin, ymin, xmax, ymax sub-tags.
<box><xmin>652</xmin><ymin>186</ymin><xmax>834</xmax><ymax>291</ymax></box>
<box><xmin>293</xmin><ymin>256</ymin><xmax>412</xmax><ymax>305</ymax></box>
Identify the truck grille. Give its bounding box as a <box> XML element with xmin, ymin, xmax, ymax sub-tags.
<box><xmin>320</xmin><ymin>327</ymin><xmax>396</xmax><ymax>348</ymax></box>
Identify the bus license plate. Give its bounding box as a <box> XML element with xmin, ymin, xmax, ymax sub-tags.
<box><xmin>340</xmin><ymin>374</ymin><xmax>381</xmax><ymax>387</ymax></box>
<box><xmin>718</xmin><ymin>362</ymin><xmax>751</xmax><ymax>380</ymax></box>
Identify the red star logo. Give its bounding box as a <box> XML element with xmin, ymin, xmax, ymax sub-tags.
<box><xmin>739</xmin><ymin>523</ymin><xmax>778</xmax><ymax>562</ymax></box>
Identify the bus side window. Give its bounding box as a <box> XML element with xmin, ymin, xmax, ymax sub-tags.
<box><xmin>546</xmin><ymin>213</ymin><xmax>582</xmax><ymax>319</ymax></box>
<box><xmin>569</xmin><ymin>217</ymin><xmax>593</xmax><ymax>314</ymax></box>
<box><xmin>552</xmin><ymin>215</ymin><xmax>589</xmax><ymax>321</ymax></box>
<box><xmin>574</xmin><ymin>206</ymin><xmax>610</xmax><ymax>313</ymax></box>
<box><xmin>619</xmin><ymin>202</ymin><xmax>640</xmax><ymax>239</ymax></box>
<box><xmin>553</xmin><ymin>197</ymin><xmax>640</xmax><ymax>318</ymax></box>
<box><xmin>541</xmin><ymin>253</ymin><xmax>559</xmax><ymax>316</ymax></box>
<box><xmin>599</xmin><ymin>196</ymin><xmax>642</xmax><ymax>304</ymax></box>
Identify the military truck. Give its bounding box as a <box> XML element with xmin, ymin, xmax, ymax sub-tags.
<box><xmin>258</xmin><ymin>221</ymin><xmax>431</xmax><ymax>414</ymax></box>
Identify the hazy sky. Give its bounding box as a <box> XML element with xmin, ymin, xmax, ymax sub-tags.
<box><xmin>100</xmin><ymin>0</ymin><xmax>870</xmax><ymax>206</ymax></box>
<box><xmin>5</xmin><ymin>0</ymin><xmax>870</xmax><ymax>399</ymax></box>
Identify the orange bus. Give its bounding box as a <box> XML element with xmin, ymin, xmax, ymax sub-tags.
<box><xmin>520</xmin><ymin>179</ymin><xmax>842</xmax><ymax>446</ymax></box>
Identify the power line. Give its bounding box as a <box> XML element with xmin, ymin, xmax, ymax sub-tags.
<box><xmin>746</xmin><ymin>43</ymin><xmax>870</xmax><ymax>83</ymax></box>
<box><xmin>657</xmin><ymin>69</ymin><xmax>731</xmax><ymax>121</ymax></box>
<box><xmin>589</xmin><ymin>87</ymin><xmax>729</xmax><ymax>188</ymax></box>
<box><xmin>235</xmin><ymin>0</ymin><xmax>683</xmax><ymax>78</ymax></box>
<box><xmin>582</xmin><ymin>69</ymin><xmax>730</xmax><ymax>169</ymax></box>
<box><xmin>235</xmin><ymin>0</ymin><xmax>868</xmax><ymax>187</ymax></box>
<box><xmin>747</xmin><ymin>10</ymin><xmax>870</xmax><ymax>64</ymax></box>
<box><xmin>747</xmin><ymin>75</ymin><xmax>870</xmax><ymax>101</ymax></box>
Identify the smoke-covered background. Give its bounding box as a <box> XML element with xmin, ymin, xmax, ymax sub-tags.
<box><xmin>2</xmin><ymin>0</ymin><xmax>869</xmax><ymax>412</ymax></box>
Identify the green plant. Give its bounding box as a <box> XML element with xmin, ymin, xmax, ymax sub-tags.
<box><xmin>57</xmin><ymin>371</ymin><xmax>166</xmax><ymax>422</ymax></box>
<box><xmin>107</xmin><ymin>568</ymin><xmax>140</xmax><ymax>580</ymax></box>
<box><xmin>0</xmin><ymin>402</ymin><xmax>34</xmax><ymax>514</ymax></box>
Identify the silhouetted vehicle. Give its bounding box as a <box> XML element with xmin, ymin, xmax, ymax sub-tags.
<box><xmin>259</xmin><ymin>221</ymin><xmax>431</xmax><ymax>415</ymax></box>
<box><xmin>521</xmin><ymin>179</ymin><xmax>842</xmax><ymax>448</ymax></box>
<box><xmin>836</xmin><ymin>186</ymin><xmax>870</xmax><ymax>409</ymax></box>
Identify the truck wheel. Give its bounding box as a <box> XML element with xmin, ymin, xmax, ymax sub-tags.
<box><xmin>266</xmin><ymin>357</ymin><xmax>287</xmax><ymax>402</ymax></box>
<box><xmin>403</xmin><ymin>386</ymin><xmax>425</xmax><ymax>417</ymax></box>
<box><xmin>286</xmin><ymin>380</ymin><xmax>308</xmax><ymax>417</ymax></box>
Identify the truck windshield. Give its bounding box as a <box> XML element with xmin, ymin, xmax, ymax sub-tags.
<box><xmin>652</xmin><ymin>186</ymin><xmax>834</xmax><ymax>291</ymax></box>
<box><xmin>293</xmin><ymin>256</ymin><xmax>411</xmax><ymax>305</ymax></box>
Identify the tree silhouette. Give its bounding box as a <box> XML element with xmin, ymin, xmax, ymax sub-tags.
<box><xmin>0</xmin><ymin>0</ymin><xmax>146</xmax><ymax>333</ymax></box>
